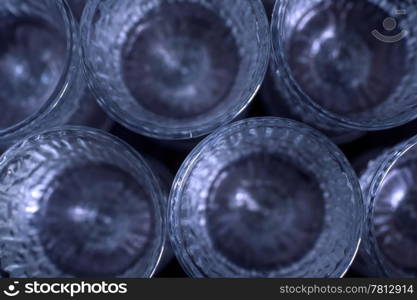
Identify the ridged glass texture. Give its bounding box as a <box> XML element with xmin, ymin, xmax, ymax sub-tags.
<box><xmin>0</xmin><ymin>0</ymin><xmax>84</xmax><ymax>147</ymax></box>
<box><xmin>271</xmin><ymin>0</ymin><xmax>417</xmax><ymax>134</ymax></box>
<box><xmin>65</xmin><ymin>0</ymin><xmax>112</xmax><ymax>131</ymax></box>
<box><xmin>81</xmin><ymin>0</ymin><xmax>270</xmax><ymax>140</ymax></box>
<box><xmin>358</xmin><ymin>135</ymin><xmax>417</xmax><ymax>277</ymax></box>
<box><xmin>169</xmin><ymin>117</ymin><xmax>363</xmax><ymax>277</ymax></box>
<box><xmin>0</xmin><ymin>127</ymin><xmax>165</xmax><ymax>277</ymax></box>
<box><xmin>145</xmin><ymin>156</ymin><xmax>175</xmax><ymax>271</ymax></box>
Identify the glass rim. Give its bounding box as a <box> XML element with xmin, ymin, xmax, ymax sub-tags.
<box><xmin>168</xmin><ymin>117</ymin><xmax>364</xmax><ymax>277</ymax></box>
<box><xmin>0</xmin><ymin>0</ymin><xmax>79</xmax><ymax>139</ymax></box>
<box><xmin>80</xmin><ymin>0</ymin><xmax>271</xmax><ymax>140</ymax></box>
<box><xmin>271</xmin><ymin>0</ymin><xmax>417</xmax><ymax>131</ymax></box>
<box><xmin>0</xmin><ymin>125</ymin><xmax>166</xmax><ymax>277</ymax></box>
<box><xmin>366</xmin><ymin>134</ymin><xmax>417</xmax><ymax>276</ymax></box>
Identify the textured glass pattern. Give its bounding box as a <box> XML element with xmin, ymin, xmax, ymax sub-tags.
<box><xmin>81</xmin><ymin>0</ymin><xmax>270</xmax><ymax>139</ymax></box>
<box><xmin>358</xmin><ymin>135</ymin><xmax>417</xmax><ymax>277</ymax></box>
<box><xmin>0</xmin><ymin>0</ymin><xmax>83</xmax><ymax>147</ymax></box>
<box><xmin>0</xmin><ymin>127</ymin><xmax>165</xmax><ymax>277</ymax></box>
<box><xmin>169</xmin><ymin>118</ymin><xmax>363</xmax><ymax>277</ymax></box>
<box><xmin>271</xmin><ymin>0</ymin><xmax>417</xmax><ymax>132</ymax></box>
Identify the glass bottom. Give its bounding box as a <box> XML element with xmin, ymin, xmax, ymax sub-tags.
<box><xmin>288</xmin><ymin>0</ymin><xmax>407</xmax><ymax>117</ymax></box>
<box><xmin>122</xmin><ymin>1</ymin><xmax>240</xmax><ymax>119</ymax></box>
<box><xmin>373</xmin><ymin>154</ymin><xmax>417</xmax><ymax>275</ymax></box>
<box><xmin>206</xmin><ymin>153</ymin><xmax>325</xmax><ymax>271</ymax></box>
<box><xmin>0</xmin><ymin>16</ymin><xmax>66</xmax><ymax>129</ymax></box>
<box><xmin>38</xmin><ymin>163</ymin><xmax>154</xmax><ymax>276</ymax></box>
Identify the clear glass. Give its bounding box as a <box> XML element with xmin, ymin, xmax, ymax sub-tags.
<box><xmin>271</xmin><ymin>0</ymin><xmax>417</xmax><ymax>134</ymax></box>
<box><xmin>81</xmin><ymin>0</ymin><xmax>270</xmax><ymax>140</ymax></box>
<box><xmin>169</xmin><ymin>117</ymin><xmax>363</xmax><ymax>277</ymax></box>
<box><xmin>64</xmin><ymin>0</ymin><xmax>113</xmax><ymax>131</ymax></box>
<box><xmin>145</xmin><ymin>156</ymin><xmax>175</xmax><ymax>272</ymax></box>
<box><xmin>0</xmin><ymin>0</ymin><xmax>84</xmax><ymax>147</ymax></box>
<box><xmin>0</xmin><ymin>127</ymin><xmax>165</xmax><ymax>277</ymax></box>
<box><xmin>261</xmin><ymin>61</ymin><xmax>366</xmax><ymax>144</ymax></box>
<box><xmin>357</xmin><ymin>135</ymin><xmax>417</xmax><ymax>277</ymax></box>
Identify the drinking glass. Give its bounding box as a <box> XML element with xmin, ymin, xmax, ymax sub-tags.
<box><xmin>0</xmin><ymin>127</ymin><xmax>165</xmax><ymax>277</ymax></box>
<box><xmin>271</xmin><ymin>0</ymin><xmax>417</xmax><ymax>135</ymax></box>
<box><xmin>0</xmin><ymin>0</ymin><xmax>83</xmax><ymax>147</ymax></box>
<box><xmin>169</xmin><ymin>117</ymin><xmax>363</xmax><ymax>277</ymax></box>
<box><xmin>81</xmin><ymin>0</ymin><xmax>270</xmax><ymax>140</ymax></box>
<box><xmin>145</xmin><ymin>156</ymin><xmax>175</xmax><ymax>272</ymax></box>
<box><xmin>357</xmin><ymin>134</ymin><xmax>417</xmax><ymax>277</ymax></box>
